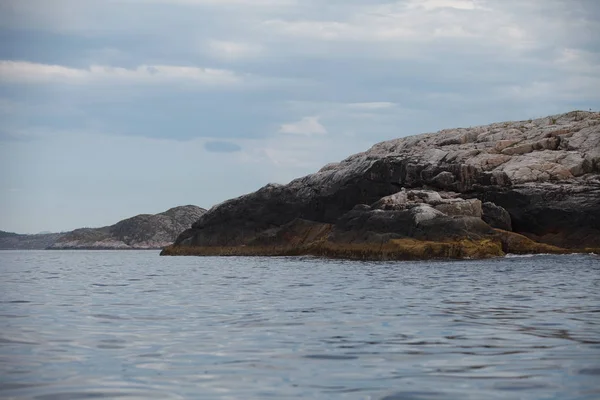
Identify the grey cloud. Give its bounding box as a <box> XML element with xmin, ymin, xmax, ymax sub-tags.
<box><xmin>0</xmin><ymin>0</ymin><xmax>598</xmax><ymax>145</ymax></box>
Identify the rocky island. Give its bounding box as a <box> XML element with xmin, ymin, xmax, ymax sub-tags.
<box><xmin>0</xmin><ymin>231</ymin><xmax>64</xmax><ymax>250</ymax></box>
<box><xmin>162</xmin><ymin>111</ymin><xmax>600</xmax><ymax>260</ymax></box>
<box><xmin>0</xmin><ymin>206</ymin><xmax>206</xmax><ymax>250</ymax></box>
<box><xmin>49</xmin><ymin>205</ymin><xmax>206</xmax><ymax>250</ymax></box>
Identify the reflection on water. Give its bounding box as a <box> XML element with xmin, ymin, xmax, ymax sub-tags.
<box><xmin>1</xmin><ymin>250</ymin><xmax>599</xmax><ymax>399</ymax></box>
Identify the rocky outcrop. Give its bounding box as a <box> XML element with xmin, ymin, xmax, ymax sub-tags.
<box><xmin>163</xmin><ymin>111</ymin><xmax>600</xmax><ymax>259</ymax></box>
<box><xmin>47</xmin><ymin>206</ymin><xmax>206</xmax><ymax>250</ymax></box>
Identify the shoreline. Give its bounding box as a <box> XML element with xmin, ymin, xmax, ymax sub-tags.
<box><xmin>160</xmin><ymin>229</ymin><xmax>600</xmax><ymax>261</ymax></box>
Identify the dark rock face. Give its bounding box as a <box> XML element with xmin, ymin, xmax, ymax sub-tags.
<box><xmin>168</xmin><ymin>111</ymin><xmax>600</xmax><ymax>257</ymax></box>
<box><xmin>481</xmin><ymin>182</ymin><xmax>600</xmax><ymax>248</ymax></box>
<box><xmin>331</xmin><ymin>207</ymin><xmax>494</xmax><ymax>245</ymax></box>
<box><xmin>47</xmin><ymin>205</ymin><xmax>206</xmax><ymax>250</ymax></box>
<box><xmin>482</xmin><ymin>202</ymin><xmax>512</xmax><ymax>231</ymax></box>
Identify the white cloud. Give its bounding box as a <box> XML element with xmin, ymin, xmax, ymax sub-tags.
<box><xmin>554</xmin><ymin>48</ymin><xmax>600</xmax><ymax>75</ymax></box>
<box><xmin>0</xmin><ymin>61</ymin><xmax>243</xmax><ymax>86</ymax></box>
<box><xmin>498</xmin><ymin>76</ymin><xmax>600</xmax><ymax>103</ymax></box>
<box><xmin>263</xmin><ymin>20</ymin><xmax>354</xmax><ymax>40</ymax></box>
<box><xmin>117</xmin><ymin>0</ymin><xmax>295</xmax><ymax>5</ymax></box>
<box><xmin>346</xmin><ymin>102</ymin><xmax>396</xmax><ymax>110</ymax></box>
<box><xmin>207</xmin><ymin>40</ymin><xmax>263</xmax><ymax>60</ymax></box>
<box><xmin>407</xmin><ymin>0</ymin><xmax>483</xmax><ymax>11</ymax></box>
<box><xmin>286</xmin><ymin>101</ymin><xmax>397</xmax><ymax>111</ymax></box>
<box><xmin>279</xmin><ymin>116</ymin><xmax>328</xmax><ymax>135</ymax></box>
<box><xmin>260</xmin><ymin>0</ymin><xmax>590</xmax><ymax>58</ymax></box>
<box><xmin>261</xmin><ymin>1</ymin><xmax>485</xmax><ymax>42</ymax></box>
<box><xmin>237</xmin><ymin>132</ymin><xmax>372</xmax><ymax>174</ymax></box>
<box><xmin>262</xmin><ymin>5</ymin><xmax>483</xmax><ymax>43</ymax></box>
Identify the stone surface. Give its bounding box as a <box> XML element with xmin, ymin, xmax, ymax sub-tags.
<box><xmin>482</xmin><ymin>202</ymin><xmax>512</xmax><ymax>231</ymax></box>
<box><xmin>165</xmin><ymin>111</ymin><xmax>600</xmax><ymax>259</ymax></box>
<box><xmin>434</xmin><ymin>199</ymin><xmax>482</xmax><ymax>218</ymax></box>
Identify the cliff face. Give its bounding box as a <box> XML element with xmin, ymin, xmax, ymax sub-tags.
<box><xmin>164</xmin><ymin>111</ymin><xmax>600</xmax><ymax>259</ymax></box>
<box><xmin>46</xmin><ymin>205</ymin><xmax>207</xmax><ymax>250</ymax></box>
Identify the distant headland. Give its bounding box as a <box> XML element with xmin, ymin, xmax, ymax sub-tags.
<box><xmin>0</xmin><ymin>206</ymin><xmax>206</xmax><ymax>250</ymax></box>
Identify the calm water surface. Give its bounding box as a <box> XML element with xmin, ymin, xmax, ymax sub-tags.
<box><xmin>1</xmin><ymin>251</ymin><xmax>599</xmax><ymax>399</ymax></box>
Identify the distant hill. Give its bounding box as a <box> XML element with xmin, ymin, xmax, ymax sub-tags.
<box><xmin>0</xmin><ymin>230</ymin><xmax>19</xmax><ymax>238</ymax></box>
<box><xmin>0</xmin><ymin>205</ymin><xmax>206</xmax><ymax>250</ymax></box>
<box><xmin>0</xmin><ymin>232</ymin><xmax>65</xmax><ymax>250</ymax></box>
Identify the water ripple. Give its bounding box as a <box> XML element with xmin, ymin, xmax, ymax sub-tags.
<box><xmin>0</xmin><ymin>250</ymin><xmax>599</xmax><ymax>399</ymax></box>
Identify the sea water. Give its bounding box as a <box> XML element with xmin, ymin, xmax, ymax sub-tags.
<box><xmin>1</xmin><ymin>250</ymin><xmax>599</xmax><ymax>399</ymax></box>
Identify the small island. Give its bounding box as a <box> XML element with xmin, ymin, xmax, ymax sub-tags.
<box><xmin>162</xmin><ymin>111</ymin><xmax>600</xmax><ymax>260</ymax></box>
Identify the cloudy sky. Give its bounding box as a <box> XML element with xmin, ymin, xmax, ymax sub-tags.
<box><xmin>1</xmin><ymin>0</ymin><xmax>599</xmax><ymax>233</ymax></box>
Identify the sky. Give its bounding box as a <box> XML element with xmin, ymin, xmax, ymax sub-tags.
<box><xmin>1</xmin><ymin>0</ymin><xmax>599</xmax><ymax>234</ymax></box>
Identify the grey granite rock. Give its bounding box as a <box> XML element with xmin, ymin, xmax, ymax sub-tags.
<box><xmin>330</xmin><ymin>203</ymin><xmax>493</xmax><ymax>245</ymax></box>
